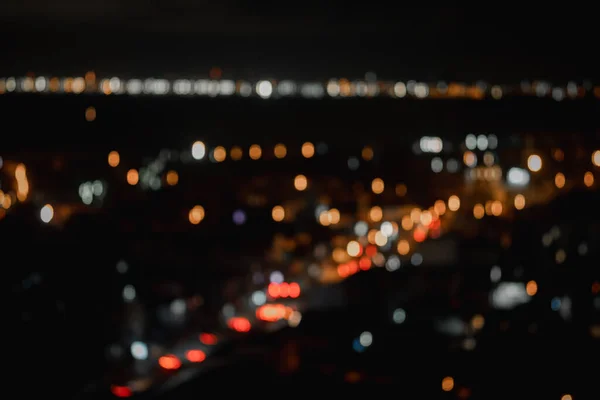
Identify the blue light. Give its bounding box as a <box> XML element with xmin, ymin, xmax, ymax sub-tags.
<box><xmin>551</xmin><ymin>297</ymin><xmax>561</xmax><ymax>311</ymax></box>
<box><xmin>352</xmin><ymin>338</ymin><xmax>365</xmax><ymax>353</ymax></box>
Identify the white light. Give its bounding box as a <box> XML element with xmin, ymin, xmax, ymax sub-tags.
<box><xmin>354</xmin><ymin>221</ymin><xmax>368</xmax><ymax>236</ymax></box>
<box><xmin>123</xmin><ymin>285</ymin><xmax>136</xmax><ymax>302</ymax></box>
<box><xmin>347</xmin><ymin>157</ymin><xmax>360</xmax><ymax>170</ymax></box>
<box><xmin>170</xmin><ymin>298</ymin><xmax>186</xmax><ymax>314</ymax></box>
<box><xmin>380</xmin><ymin>221</ymin><xmax>394</xmax><ymax>237</ymax></box>
<box><xmin>490</xmin><ymin>266</ymin><xmax>502</xmax><ymax>283</ymax></box>
<box><xmin>414</xmin><ymin>83</ymin><xmax>429</xmax><ymax>98</ymax></box>
<box><xmin>34</xmin><ymin>77</ymin><xmax>47</xmax><ymax>92</ymax></box>
<box><xmin>476</xmin><ymin>134</ymin><xmax>488</xmax><ymax>151</ymax></box>
<box><xmin>130</xmin><ymin>341</ymin><xmax>148</xmax><ymax>360</ymax></box>
<box><xmin>220</xmin><ymin>80</ymin><xmax>236</xmax><ymax>95</ymax></box>
<box><xmin>359</xmin><ymin>331</ymin><xmax>373</xmax><ymax>346</ymax></box>
<box><xmin>251</xmin><ymin>290</ymin><xmax>266</xmax><ymax>306</ymax></box>
<box><xmin>491</xmin><ymin>282</ymin><xmax>530</xmax><ymax>310</ymax></box>
<box><xmin>385</xmin><ymin>256</ymin><xmax>401</xmax><ymax>272</ymax></box>
<box><xmin>394</xmin><ymin>82</ymin><xmax>407</xmax><ymax>97</ymax></box>
<box><xmin>592</xmin><ymin>150</ymin><xmax>600</xmax><ymax>167</ymax></box>
<box><xmin>507</xmin><ymin>167</ymin><xmax>530</xmax><ymax>186</ymax></box>
<box><xmin>5</xmin><ymin>77</ymin><xmax>16</xmax><ymax>92</ymax></box>
<box><xmin>465</xmin><ymin>134</ymin><xmax>477</xmax><ymax>150</ymax></box>
<box><xmin>392</xmin><ymin>308</ymin><xmax>406</xmax><ymax>324</ymax></box>
<box><xmin>40</xmin><ymin>204</ymin><xmax>54</xmax><ymax>223</ymax></box>
<box><xmin>92</xmin><ymin>180</ymin><xmax>103</xmax><ymax>196</ymax></box>
<box><xmin>419</xmin><ymin>136</ymin><xmax>443</xmax><ymax>153</ymax></box>
<box><xmin>126</xmin><ymin>79</ymin><xmax>143</xmax><ymax>95</ymax></box>
<box><xmin>269</xmin><ymin>271</ymin><xmax>284</xmax><ymax>284</ymax></box>
<box><xmin>487</xmin><ymin>134</ymin><xmax>498</xmax><ymax>149</ymax></box>
<box><xmin>116</xmin><ymin>260</ymin><xmax>128</xmax><ymax>274</ymax></box>
<box><xmin>326</xmin><ymin>80</ymin><xmax>340</xmax><ymax>97</ymax></box>
<box><xmin>239</xmin><ymin>82</ymin><xmax>252</xmax><ymax>97</ymax></box>
<box><xmin>278</xmin><ymin>80</ymin><xmax>296</xmax><ymax>96</ymax></box>
<box><xmin>256</xmin><ymin>80</ymin><xmax>273</xmax><ymax>98</ymax></box>
<box><xmin>431</xmin><ymin>157</ymin><xmax>444</xmax><ymax>173</ymax></box>
<box><xmin>527</xmin><ymin>155</ymin><xmax>542</xmax><ymax>172</ymax></box>
<box><xmin>191</xmin><ymin>141</ymin><xmax>206</xmax><ymax>160</ymax></box>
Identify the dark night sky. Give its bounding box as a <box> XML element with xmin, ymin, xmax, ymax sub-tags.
<box><xmin>0</xmin><ymin>3</ymin><xmax>597</xmax><ymax>81</ymax></box>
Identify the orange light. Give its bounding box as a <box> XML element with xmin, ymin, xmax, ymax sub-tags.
<box><xmin>186</xmin><ymin>349</ymin><xmax>206</xmax><ymax>363</ymax></box>
<box><xmin>441</xmin><ymin>376</ymin><xmax>454</xmax><ymax>391</ymax></box>
<box><xmin>108</xmin><ymin>151</ymin><xmax>120</xmax><ymax>167</ymax></box>
<box><xmin>288</xmin><ymin>282</ymin><xmax>301</xmax><ymax>298</ymax></box>
<box><xmin>199</xmin><ymin>333</ymin><xmax>218</xmax><ymax>345</ymax></box>
<box><xmin>126</xmin><ymin>169</ymin><xmax>139</xmax><ymax>185</ymax></box>
<box><xmin>257</xmin><ymin>304</ymin><xmax>287</xmax><ymax>322</ymax></box>
<box><xmin>228</xmin><ymin>317</ymin><xmax>251</xmax><ymax>332</ymax></box>
<box><xmin>279</xmin><ymin>282</ymin><xmax>290</xmax><ymax>298</ymax></box>
<box><xmin>413</xmin><ymin>227</ymin><xmax>427</xmax><ymax>242</ymax></box>
<box><xmin>267</xmin><ymin>282</ymin><xmax>280</xmax><ymax>298</ymax></box>
<box><xmin>158</xmin><ymin>354</ymin><xmax>181</xmax><ymax>370</ymax></box>
<box><xmin>526</xmin><ymin>280</ymin><xmax>538</xmax><ymax>296</ymax></box>
<box><xmin>337</xmin><ymin>264</ymin><xmax>349</xmax><ymax>277</ymax></box>
<box><xmin>110</xmin><ymin>385</ymin><xmax>132</xmax><ymax>398</ymax></box>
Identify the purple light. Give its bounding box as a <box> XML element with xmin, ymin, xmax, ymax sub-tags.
<box><xmin>233</xmin><ymin>209</ymin><xmax>246</xmax><ymax>225</ymax></box>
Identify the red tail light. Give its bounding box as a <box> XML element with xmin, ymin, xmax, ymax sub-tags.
<box><xmin>110</xmin><ymin>385</ymin><xmax>132</xmax><ymax>398</ymax></box>
<box><xmin>199</xmin><ymin>332</ymin><xmax>218</xmax><ymax>345</ymax></box>
<box><xmin>228</xmin><ymin>317</ymin><xmax>251</xmax><ymax>332</ymax></box>
<box><xmin>158</xmin><ymin>354</ymin><xmax>181</xmax><ymax>370</ymax></box>
<box><xmin>186</xmin><ymin>349</ymin><xmax>206</xmax><ymax>363</ymax></box>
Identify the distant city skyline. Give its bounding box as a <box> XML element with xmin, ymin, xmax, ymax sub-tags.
<box><xmin>0</xmin><ymin>5</ymin><xmax>597</xmax><ymax>81</ymax></box>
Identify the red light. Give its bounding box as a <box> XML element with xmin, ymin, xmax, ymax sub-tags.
<box><xmin>268</xmin><ymin>282</ymin><xmax>280</xmax><ymax>298</ymax></box>
<box><xmin>228</xmin><ymin>317</ymin><xmax>251</xmax><ymax>332</ymax></box>
<box><xmin>186</xmin><ymin>349</ymin><xmax>206</xmax><ymax>363</ymax></box>
<box><xmin>365</xmin><ymin>245</ymin><xmax>377</xmax><ymax>257</ymax></box>
<box><xmin>110</xmin><ymin>385</ymin><xmax>132</xmax><ymax>398</ymax></box>
<box><xmin>199</xmin><ymin>332</ymin><xmax>218</xmax><ymax>345</ymax></box>
<box><xmin>348</xmin><ymin>260</ymin><xmax>359</xmax><ymax>274</ymax></box>
<box><xmin>279</xmin><ymin>282</ymin><xmax>290</xmax><ymax>298</ymax></box>
<box><xmin>288</xmin><ymin>282</ymin><xmax>300</xmax><ymax>298</ymax></box>
<box><xmin>337</xmin><ymin>264</ymin><xmax>349</xmax><ymax>277</ymax></box>
<box><xmin>359</xmin><ymin>257</ymin><xmax>371</xmax><ymax>270</ymax></box>
<box><xmin>158</xmin><ymin>354</ymin><xmax>181</xmax><ymax>370</ymax></box>
<box><xmin>355</xmin><ymin>243</ymin><xmax>364</xmax><ymax>257</ymax></box>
